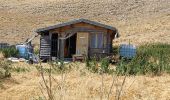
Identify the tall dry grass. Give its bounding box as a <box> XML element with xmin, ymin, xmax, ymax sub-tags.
<box><xmin>0</xmin><ymin>62</ymin><xmax>170</xmax><ymax>99</ymax></box>
<box><xmin>35</xmin><ymin>58</ymin><xmax>134</xmax><ymax>100</ymax></box>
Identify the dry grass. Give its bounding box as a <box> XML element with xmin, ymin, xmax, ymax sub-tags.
<box><xmin>0</xmin><ymin>62</ymin><xmax>170</xmax><ymax>100</ymax></box>
<box><xmin>0</xmin><ymin>52</ymin><xmax>4</xmax><ymax>60</ymax></box>
<box><xmin>0</xmin><ymin>0</ymin><xmax>170</xmax><ymax>45</ymax></box>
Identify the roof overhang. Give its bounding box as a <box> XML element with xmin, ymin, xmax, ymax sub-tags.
<box><xmin>36</xmin><ymin>18</ymin><xmax>120</xmax><ymax>37</ymax></box>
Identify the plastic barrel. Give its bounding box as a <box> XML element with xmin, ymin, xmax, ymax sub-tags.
<box><xmin>16</xmin><ymin>45</ymin><xmax>29</xmax><ymax>59</ymax></box>
<box><xmin>119</xmin><ymin>44</ymin><xmax>136</xmax><ymax>59</ymax></box>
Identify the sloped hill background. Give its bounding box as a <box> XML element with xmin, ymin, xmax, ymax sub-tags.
<box><xmin>0</xmin><ymin>0</ymin><xmax>170</xmax><ymax>45</ymax></box>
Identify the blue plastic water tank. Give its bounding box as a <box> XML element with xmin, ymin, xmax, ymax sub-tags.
<box><xmin>16</xmin><ymin>44</ymin><xmax>33</xmax><ymax>59</ymax></box>
<box><xmin>119</xmin><ymin>44</ymin><xmax>136</xmax><ymax>59</ymax></box>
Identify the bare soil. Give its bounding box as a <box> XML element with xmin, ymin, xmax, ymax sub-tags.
<box><xmin>0</xmin><ymin>0</ymin><xmax>170</xmax><ymax>45</ymax></box>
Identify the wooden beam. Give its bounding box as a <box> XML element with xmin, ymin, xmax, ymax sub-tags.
<box><xmin>59</xmin><ymin>39</ymin><xmax>65</xmax><ymax>60</ymax></box>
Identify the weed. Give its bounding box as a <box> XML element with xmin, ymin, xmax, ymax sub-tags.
<box><xmin>36</xmin><ymin>60</ymin><xmax>69</xmax><ymax>100</ymax></box>
<box><xmin>34</xmin><ymin>48</ymin><xmax>39</xmax><ymax>55</ymax></box>
<box><xmin>0</xmin><ymin>60</ymin><xmax>11</xmax><ymax>78</ymax></box>
<box><xmin>11</xmin><ymin>67</ymin><xmax>30</xmax><ymax>73</ymax></box>
<box><xmin>85</xmin><ymin>57</ymin><xmax>99</xmax><ymax>73</ymax></box>
<box><xmin>112</xmin><ymin>45</ymin><xmax>119</xmax><ymax>55</ymax></box>
<box><xmin>100</xmin><ymin>58</ymin><xmax>110</xmax><ymax>73</ymax></box>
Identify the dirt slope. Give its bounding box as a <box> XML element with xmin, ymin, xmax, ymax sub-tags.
<box><xmin>0</xmin><ymin>0</ymin><xmax>170</xmax><ymax>45</ymax></box>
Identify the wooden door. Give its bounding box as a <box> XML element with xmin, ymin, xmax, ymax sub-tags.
<box><xmin>76</xmin><ymin>32</ymin><xmax>89</xmax><ymax>55</ymax></box>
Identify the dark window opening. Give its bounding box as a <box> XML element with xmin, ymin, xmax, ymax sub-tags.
<box><xmin>51</xmin><ymin>34</ymin><xmax>58</xmax><ymax>57</ymax></box>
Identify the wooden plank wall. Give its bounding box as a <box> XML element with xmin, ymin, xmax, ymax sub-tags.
<box><xmin>39</xmin><ymin>35</ymin><xmax>51</xmax><ymax>60</ymax></box>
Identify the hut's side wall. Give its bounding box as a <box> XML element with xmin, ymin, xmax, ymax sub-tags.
<box><xmin>39</xmin><ymin>33</ymin><xmax>51</xmax><ymax>60</ymax></box>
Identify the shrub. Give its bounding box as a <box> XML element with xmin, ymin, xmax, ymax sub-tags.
<box><xmin>100</xmin><ymin>58</ymin><xmax>110</xmax><ymax>73</ymax></box>
<box><xmin>85</xmin><ymin>57</ymin><xmax>99</xmax><ymax>73</ymax></box>
<box><xmin>0</xmin><ymin>61</ymin><xmax>11</xmax><ymax>79</ymax></box>
<box><xmin>86</xmin><ymin>57</ymin><xmax>112</xmax><ymax>74</ymax></box>
<box><xmin>0</xmin><ymin>47</ymin><xmax>19</xmax><ymax>58</ymax></box>
<box><xmin>116</xmin><ymin>59</ymin><xmax>128</xmax><ymax>75</ymax></box>
<box><xmin>116</xmin><ymin>43</ymin><xmax>170</xmax><ymax>75</ymax></box>
<box><xmin>112</xmin><ymin>45</ymin><xmax>119</xmax><ymax>55</ymax></box>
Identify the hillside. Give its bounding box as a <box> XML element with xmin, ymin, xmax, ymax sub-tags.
<box><xmin>0</xmin><ymin>0</ymin><xmax>170</xmax><ymax>45</ymax></box>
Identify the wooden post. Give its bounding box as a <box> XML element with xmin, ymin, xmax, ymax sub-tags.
<box><xmin>57</xmin><ymin>37</ymin><xmax>60</xmax><ymax>59</ymax></box>
<box><xmin>59</xmin><ymin>39</ymin><xmax>65</xmax><ymax>60</ymax></box>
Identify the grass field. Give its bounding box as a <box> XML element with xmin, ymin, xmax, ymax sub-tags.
<box><xmin>0</xmin><ymin>61</ymin><xmax>170</xmax><ymax>100</ymax></box>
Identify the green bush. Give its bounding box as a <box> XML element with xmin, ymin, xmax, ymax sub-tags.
<box><xmin>112</xmin><ymin>45</ymin><xmax>119</xmax><ymax>55</ymax></box>
<box><xmin>85</xmin><ymin>57</ymin><xmax>99</xmax><ymax>73</ymax></box>
<box><xmin>0</xmin><ymin>47</ymin><xmax>19</xmax><ymax>58</ymax></box>
<box><xmin>35</xmin><ymin>60</ymin><xmax>71</xmax><ymax>75</ymax></box>
<box><xmin>100</xmin><ymin>58</ymin><xmax>110</xmax><ymax>73</ymax></box>
<box><xmin>116</xmin><ymin>59</ymin><xmax>129</xmax><ymax>75</ymax></box>
<box><xmin>116</xmin><ymin>43</ymin><xmax>170</xmax><ymax>75</ymax></box>
<box><xmin>86</xmin><ymin>57</ymin><xmax>112</xmax><ymax>74</ymax></box>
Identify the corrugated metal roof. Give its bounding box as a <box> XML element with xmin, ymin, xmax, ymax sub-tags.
<box><xmin>36</xmin><ymin>18</ymin><xmax>118</xmax><ymax>33</ymax></box>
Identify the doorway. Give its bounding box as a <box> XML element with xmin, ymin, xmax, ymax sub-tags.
<box><xmin>64</xmin><ymin>33</ymin><xmax>77</xmax><ymax>58</ymax></box>
<box><xmin>51</xmin><ymin>34</ymin><xmax>58</xmax><ymax>57</ymax></box>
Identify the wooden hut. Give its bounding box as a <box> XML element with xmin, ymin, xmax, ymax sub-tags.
<box><xmin>36</xmin><ymin>18</ymin><xmax>119</xmax><ymax>61</ymax></box>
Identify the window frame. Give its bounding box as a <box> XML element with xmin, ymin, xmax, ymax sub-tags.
<box><xmin>90</xmin><ymin>32</ymin><xmax>105</xmax><ymax>49</ymax></box>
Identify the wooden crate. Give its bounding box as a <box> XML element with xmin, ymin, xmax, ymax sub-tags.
<box><xmin>72</xmin><ymin>55</ymin><xmax>85</xmax><ymax>62</ymax></box>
